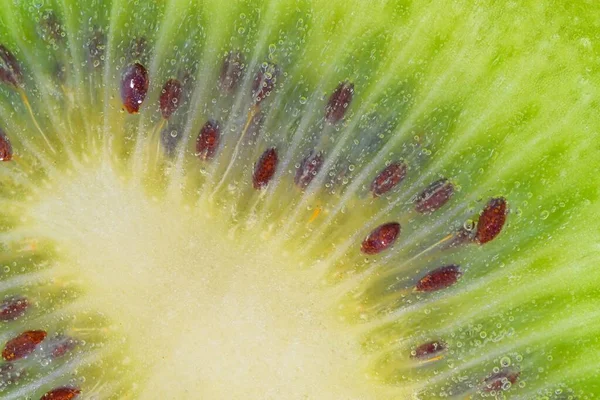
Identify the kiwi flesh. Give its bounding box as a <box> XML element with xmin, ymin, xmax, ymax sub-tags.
<box><xmin>0</xmin><ymin>0</ymin><xmax>598</xmax><ymax>399</ymax></box>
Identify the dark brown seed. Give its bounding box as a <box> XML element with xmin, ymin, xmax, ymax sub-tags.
<box><xmin>325</xmin><ymin>81</ymin><xmax>354</xmax><ymax>124</ymax></box>
<box><xmin>415</xmin><ymin>265</ymin><xmax>462</xmax><ymax>292</ymax></box>
<box><xmin>483</xmin><ymin>368</ymin><xmax>520</xmax><ymax>392</ymax></box>
<box><xmin>219</xmin><ymin>51</ymin><xmax>245</xmax><ymax>93</ymax></box>
<box><xmin>253</xmin><ymin>147</ymin><xmax>278</xmax><ymax>190</ymax></box>
<box><xmin>0</xmin><ymin>130</ymin><xmax>13</xmax><ymax>162</ymax></box>
<box><xmin>371</xmin><ymin>162</ymin><xmax>407</xmax><ymax>197</ymax></box>
<box><xmin>444</xmin><ymin>225</ymin><xmax>475</xmax><ymax>249</ymax></box>
<box><xmin>196</xmin><ymin>120</ymin><xmax>220</xmax><ymax>161</ymax></box>
<box><xmin>48</xmin><ymin>336</ymin><xmax>78</xmax><ymax>359</ymax></box>
<box><xmin>475</xmin><ymin>197</ymin><xmax>508</xmax><ymax>244</ymax></box>
<box><xmin>411</xmin><ymin>340</ymin><xmax>447</xmax><ymax>360</ymax></box>
<box><xmin>361</xmin><ymin>222</ymin><xmax>401</xmax><ymax>255</ymax></box>
<box><xmin>0</xmin><ymin>296</ymin><xmax>28</xmax><ymax>320</ymax></box>
<box><xmin>120</xmin><ymin>63</ymin><xmax>149</xmax><ymax>114</ymax></box>
<box><xmin>159</xmin><ymin>79</ymin><xmax>183</xmax><ymax>119</ymax></box>
<box><xmin>252</xmin><ymin>63</ymin><xmax>279</xmax><ymax>104</ymax></box>
<box><xmin>415</xmin><ymin>178</ymin><xmax>454</xmax><ymax>214</ymax></box>
<box><xmin>0</xmin><ymin>45</ymin><xmax>23</xmax><ymax>88</ymax></box>
<box><xmin>2</xmin><ymin>330</ymin><xmax>47</xmax><ymax>361</ymax></box>
<box><xmin>295</xmin><ymin>151</ymin><xmax>324</xmax><ymax>189</ymax></box>
<box><xmin>41</xmin><ymin>387</ymin><xmax>81</xmax><ymax>400</ymax></box>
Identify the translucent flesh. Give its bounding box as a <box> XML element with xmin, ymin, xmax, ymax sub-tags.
<box><xmin>0</xmin><ymin>0</ymin><xmax>598</xmax><ymax>398</ymax></box>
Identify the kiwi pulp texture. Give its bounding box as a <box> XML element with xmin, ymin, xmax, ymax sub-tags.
<box><xmin>0</xmin><ymin>0</ymin><xmax>599</xmax><ymax>399</ymax></box>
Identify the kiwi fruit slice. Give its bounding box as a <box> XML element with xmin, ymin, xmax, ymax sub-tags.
<box><xmin>0</xmin><ymin>0</ymin><xmax>597</xmax><ymax>398</ymax></box>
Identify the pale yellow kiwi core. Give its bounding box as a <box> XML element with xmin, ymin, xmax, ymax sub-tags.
<box><xmin>22</xmin><ymin>161</ymin><xmax>396</xmax><ymax>399</ymax></box>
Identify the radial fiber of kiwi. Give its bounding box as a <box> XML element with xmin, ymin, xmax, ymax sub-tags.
<box><xmin>0</xmin><ymin>0</ymin><xmax>598</xmax><ymax>399</ymax></box>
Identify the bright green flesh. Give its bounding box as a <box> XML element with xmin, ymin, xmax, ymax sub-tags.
<box><xmin>0</xmin><ymin>0</ymin><xmax>598</xmax><ymax>399</ymax></box>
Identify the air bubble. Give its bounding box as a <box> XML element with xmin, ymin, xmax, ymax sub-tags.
<box><xmin>500</xmin><ymin>356</ymin><xmax>511</xmax><ymax>367</ymax></box>
<box><xmin>540</xmin><ymin>210</ymin><xmax>549</xmax><ymax>220</ymax></box>
<box><xmin>463</xmin><ymin>219</ymin><xmax>475</xmax><ymax>231</ymax></box>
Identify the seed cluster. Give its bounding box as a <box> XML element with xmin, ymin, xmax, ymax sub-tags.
<box><xmin>0</xmin><ymin>11</ymin><xmax>515</xmax><ymax>396</ymax></box>
<box><xmin>0</xmin><ymin>292</ymin><xmax>80</xmax><ymax>398</ymax></box>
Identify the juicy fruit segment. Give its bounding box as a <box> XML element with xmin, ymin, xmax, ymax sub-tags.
<box><xmin>0</xmin><ymin>0</ymin><xmax>597</xmax><ymax>399</ymax></box>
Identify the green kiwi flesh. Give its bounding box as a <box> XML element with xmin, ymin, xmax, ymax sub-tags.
<box><xmin>0</xmin><ymin>0</ymin><xmax>598</xmax><ymax>398</ymax></box>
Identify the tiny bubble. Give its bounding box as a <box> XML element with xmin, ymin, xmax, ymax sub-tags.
<box><xmin>463</xmin><ymin>219</ymin><xmax>475</xmax><ymax>231</ymax></box>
